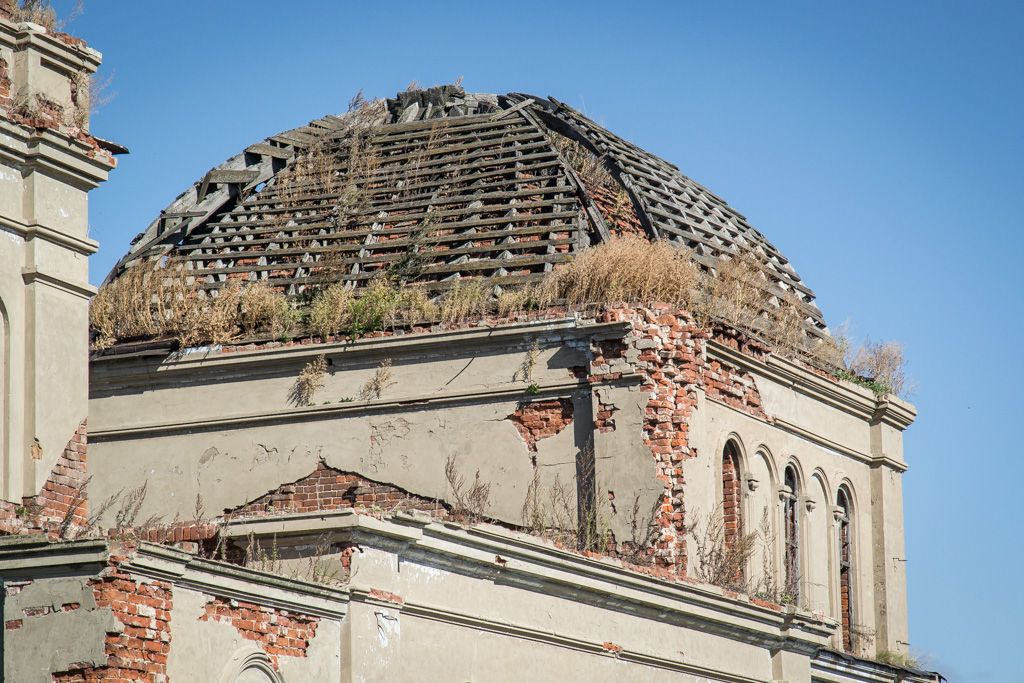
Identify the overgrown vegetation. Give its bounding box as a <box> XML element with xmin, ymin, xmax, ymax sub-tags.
<box><xmin>290</xmin><ymin>354</ymin><xmax>327</xmax><ymax>406</ymax></box>
<box><xmin>243</xmin><ymin>532</ymin><xmax>345</xmax><ymax>585</ymax></box>
<box><xmin>93</xmin><ymin>236</ymin><xmax>907</xmax><ymax>395</ymax></box>
<box><xmin>90</xmin><ymin>262</ymin><xmax>295</xmax><ymax>350</ymax></box>
<box><xmin>358</xmin><ymin>359</ymin><xmax>394</xmax><ymax>401</ymax></box>
<box><xmin>520</xmin><ymin>451</ymin><xmax>660</xmax><ymax>561</ymax></box>
<box><xmin>12</xmin><ymin>0</ymin><xmax>56</xmax><ymax>28</ymax></box>
<box><xmin>444</xmin><ymin>454</ymin><xmax>491</xmax><ymax>524</ymax></box>
<box><xmin>874</xmin><ymin>650</ymin><xmax>921</xmax><ymax>670</ymax></box>
<box><xmin>688</xmin><ymin>506</ymin><xmax>800</xmax><ymax>606</ymax></box>
<box><xmin>846</xmin><ymin>340</ymin><xmax>908</xmax><ymax>396</ymax></box>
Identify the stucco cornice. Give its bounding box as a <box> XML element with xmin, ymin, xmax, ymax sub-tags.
<box><xmin>0</xmin><ymin>19</ymin><xmax>102</xmax><ymax>72</ymax></box>
<box><xmin>0</xmin><ymin>537</ymin><xmax>109</xmax><ymax>574</ymax></box>
<box><xmin>91</xmin><ymin>318</ymin><xmax>629</xmax><ymax>376</ymax></box>
<box><xmin>120</xmin><ymin>542</ymin><xmax>349</xmax><ymax>620</ymax></box>
<box><xmin>225</xmin><ymin>511</ymin><xmax>836</xmax><ymax>655</ymax></box>
<box><xmin>2</xmin><ymin>219</ymin><xmax>99</xmax><ymax>255</ymax></box>
<box><xmin>22</xmin><ymin>266</ymin><xmax>96</xmax><ymax>298</ymax></box>
<box><xmin>88</xmin><ymin>373</ymin><xmax>639</xmax><ymax>441</ymax></box>
<box><xmin>0</xmin><ymin>120</ymin><xmax>115</xmax><ymax>187</ymax></box>
<box><xmin>706</xmin><ymin>340</ymin><xmax>916</xmax><ymax>431</ymax></box>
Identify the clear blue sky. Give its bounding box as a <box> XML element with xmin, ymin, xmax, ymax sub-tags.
<box><xmin>61</xmin><ymin>2</ymin><xmax>1021</xmax><ymax>680</ymax></box>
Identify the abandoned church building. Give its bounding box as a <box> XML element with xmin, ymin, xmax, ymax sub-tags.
<box><xmin>0</xmin><ymin>9</ymin><xmax>940</xmax><ymax>683</ymax></box>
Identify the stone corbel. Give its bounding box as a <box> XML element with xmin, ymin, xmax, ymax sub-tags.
<box><xmin>802</xmin><ymin>496</ymin><xmax>816</xmax><ymax>513</ymax></box>
<box><xmin>832</xmin><ymin>505</ymin><xmax>847</xmax><ymax>522</ymax></box>
<box><xmin>745</xmin><ymin>474</ymin><xmax>759</xmax><ymax>492</ymax></box>
<box><xmin>777</xmin><ymin>484</ymin><xmax>793</xmax><ymax>502</ymax></box>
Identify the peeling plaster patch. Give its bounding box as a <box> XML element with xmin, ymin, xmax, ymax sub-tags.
<box><xmin>199</xmin><ymin>446</ymin><xmax>219</xmax><ymax>466</ymax></box>
<box><xmin>375</xmin><ymin>611</ymin><xmax>400</xmax><ymax>647</ymax></box>
<box><xmin>251</xmin><ymin>443</ymin><xmax>279</xmax><ymax>470</ymax></box>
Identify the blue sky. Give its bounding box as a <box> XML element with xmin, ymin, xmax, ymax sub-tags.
<box><xmin>61</xmin><ymin>2</ymin><xmax>1021</xmax><ymax>680</ymax></box>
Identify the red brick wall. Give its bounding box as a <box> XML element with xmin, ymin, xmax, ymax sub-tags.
<box><xmin>199</xmin><ymin>596</ymin><xmax>318</xmax><ymax>669</ymax></box>
<box><xmin>508</xmin><ymin>398</ymin><xmax>574</xmax><ymax>452</ymax></box>
<box><xmin>52</xmin><ymin>559</ymin><xmax>173</xmax><ymax>682</ymax></box>
<box><xmin>229</xmin><ymin>460</ymin><xmax>449</xmax><ymax>518</ymax></box>
<box><xmin>722</xmin><ymin>442</ymin><xmax>743</xmax><ymax>579</ymax></box>
<box><xmin>589</xmin><ymin>306</ymin><xmax>707</xmax><ymax>573</ymax></box>
<box><xmin>0</xmin><ymin>420</ymin><xmax>89</xmax><ymax>537</ymax></box>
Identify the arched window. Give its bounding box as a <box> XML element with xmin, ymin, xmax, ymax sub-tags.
<box><xmin>722</xmin><ymin>441</ymin><xmax>743</xmax><ymax>557</ymax></box>
<box><xmin>782</xmin><ymin>465</ymin><xmax>800</xmax><ymax>601</ymax></box>
<box><xmin>837</xmin><ymin>486</ymin><xmax>855</xmax><ymax>651</ymax></box>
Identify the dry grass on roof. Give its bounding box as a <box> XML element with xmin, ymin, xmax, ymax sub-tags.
<box><xmin>93</xmin><ymin>238</ymin><xmax>883</xmax><ymax>389</ymax></box>
<box><xmin>90</xmin><ymin>262</ymin><xmax>294</xmax><ymax>350</ymax></box>
<box><xmin>537</xmin><ymin>236</ymin><xmax>702</xmax><ymax>309</ymax></box>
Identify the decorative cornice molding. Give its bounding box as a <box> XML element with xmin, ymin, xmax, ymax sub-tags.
<box><xmin>2</xmin><ymin>219</ymin><xmax>99</xmax><ymax>255</ymax></box>
<box><xmin>22</xmin><ymin>267</ymin><xmax>96</xmax><ymax>299</ymax></box>
<box><xmin>88</xmin><ymin>373</ymin><xmax>638</xmax><ymax>441</ymax></box>
<box><xmin>706</xmin><ymin>340</ymin><xmax>917</xmax><ymax>431</ymax></box>
<box><xmin>225</xmin><ymin>511</ymin><xmax>836</xmax><ymax>653</ymax></box>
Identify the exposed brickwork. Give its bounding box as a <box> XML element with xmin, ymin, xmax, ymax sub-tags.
<box><xmin>594</xmin><ymin>398</ymin><xmax>617</xmax><ymax>433</ymax></box>
<box><xmin>34</xmin><ymin>420</ymin><xmax>89</xmax><ymax>531</ymax></box>
<box><xmin>508</xmin><ymin>398</ymin><xmax>574</xmax><ymax>452</ymax></box>
<box><xmin>228</xmin><ymin>460</ymin><xmax>449</xmax><ymax>518</ymax></box>
<box><xmin>52</xmin><ymin>558</ymin><xmax>173</xmax><ymax>682</ymax></box>
<box><xmin>705</xmin><ymin>357</ymin><xmax>768</xmax><ymax>420</ymax></box>
<box><xmin>586</xmin><ymin>306</ymin><xmax>769</xmax><ymax>574</ymax></box>
<box><xmin>722</xmin><ymin>441</ymin><xmax>743</xmax><ymax>582</ymax></box>
<box><xmin>591</xmin><ymin>307</ymin><xmax>704</xmax><ymax>572</ymax></box>
<box><xmin>199</xmin><ymin>596</ymin><xmax>318</xmax><ymax>669</ymax></box>
<box><xmin>0</xmin><ymin>420</ymin><xmax>89</xmax><ymax>537</ymax></box>
<box><xmin>0</xmin><ymin>57</ymin><xmax>11</xmax><ymax>109</ymax></box>
<box><xmin>367</xmin><ymin>588</ymin><xmax>404</xmax><ymax>605</ymax></box>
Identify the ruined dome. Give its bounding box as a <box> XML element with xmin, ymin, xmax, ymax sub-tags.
<box><xmin>106</xmin><ymin>85</ymin><xmax>827</xmax><ymax>336</ymax></box>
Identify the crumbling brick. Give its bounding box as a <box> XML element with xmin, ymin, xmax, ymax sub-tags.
<box><xmin>508</xmin><ymin>398</ymin><xmax>574</xmax><ymax>452</ymax></box>
<box><xmin>229</xmin><ymin>460</ymin><xmax>449</xmax><ymax>518</ymax></box>
<box><xmin>52</xmin><ymin>561</ymin><xmax>173</xmax><ymax>682</ymax></box>
<box><xmin>200</xmin><ymin>596</ymin><xmax>318</xmax><ymax>669</ymax></box>
<box><xmin>0</xmin><ymin>420</ymin><xmax>89</xmax><ymax>538</ymax></box>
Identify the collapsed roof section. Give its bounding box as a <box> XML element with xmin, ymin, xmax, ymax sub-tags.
<box><xmin>105</xmin><ymin>84</ymin><xmax>827</xmax><ymax>334</ymax></box>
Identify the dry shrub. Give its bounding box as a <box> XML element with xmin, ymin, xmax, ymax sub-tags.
<box><xmin>689</xmin><ymin>507</ymin><xmax>758</xmax><ymax>593</ymax></box>
<box><xmin>90</xmin><ymin>262</ymin><xmax>161</xmax><ymax>348</ymax></box>
<box><xmin>874</xmin><ymin>650</ymin><xmax>921</xmax><ymax>670</ymax></box>
<box><xmin>309</xmin><ymin>283</ymin><xmax>354</xmax><ymax>339</ymax></box>
<box><xmin>233</xmin><ymin>280</ymin><xmax>294</xmax><ymax>338</ymax></box>
<box><xmin>497</xmin><ymin>284</ymin><xmax>540</xmax><ymax>317</ymax></box>
<box><xmin>764</xmin><ymin>292</ymin><xmax>811</xmax><ymax>359</ymax></box>
<box><xmin>309</xmin><ymin>279</ymin><xmax>437</xmax><ymax>339</ymax></box>
<box><xmin>438</xmin><ymin>279</ymin><xmax>491</xmax><ymax>324</ymax></box>
<box><xmin>444</xmin><ymin>454</ymin><xmax>491</xmax><ymax>524</ymax></box>
<box><xmin>848</xmin><ymin>340</ymin><xmax>908</xmax><ymax>396</ymax></box>
<box><xmin>290</xmin><ymin>354</ymin><xmax>327</xmax><ymax>406</ymax></box>
<box><xmin>695</xmin><ymin>252</ymin><xmax>772</xmax><ymax>331</ymax></box>
<box><xmin>358</xmin><ymin>359</ymin><xmax>395</xmax><ymax>401</ymax></box>
<box><xmin>277</xmin><ymin>141</ymin><xmax>338</xmax><ymax>206</ymax></box>
<box><xmin>688</xmin><ymin>506</ymin><xmax>796</xmax><ymax>604</ymax></box>
<box><xmin>13</xmin><ymin>0</ymin><xmax>56</xmax><ymax>28</ymax></box>
<box><xmin>538</xmin><ymin>236</ymin><xmax>700</xmax><ymax>309</ymax></box>
<box><xmin>92</xmin><ymin>264</ymin><xmax>295</xmax><ymax>349</ymax></box>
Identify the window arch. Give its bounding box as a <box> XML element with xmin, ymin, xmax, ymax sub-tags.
<box><xmin>219</xmin><ymin>649</ymin><xmax>284</xmax><ymax>683</ymax></box>
<box><xmin>722</xmin><ymin>440</ymin><xmax>743</xmax><ymax>557</ymax></box>
<box><xmin>837</xmin><ymin>485</ymin><xmax>855</xmax><ymax>651</ymax></box>
<box><xmin>782</xmin><ymin>464</ymin><xmax>800</xmax><ymax>601</ymax></box>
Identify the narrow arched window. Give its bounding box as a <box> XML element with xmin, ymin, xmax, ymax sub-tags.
<box><xmin>783</xmin><ymin>465</ymin><xmax>800</xmax><ymax>601</ymax></box>
<box><xmin>722</xmin><ymin>441</ymin><xmax>743</xmax><ymax>557</ymax></box>
<box><xmin>837</xmin><ymin>486</ymin><xmax>855</xmax><ymax>651</ymax></box>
